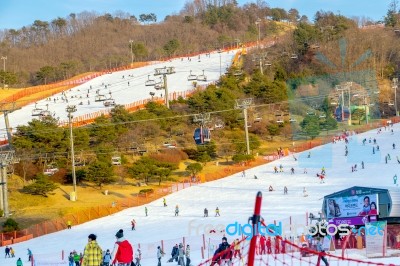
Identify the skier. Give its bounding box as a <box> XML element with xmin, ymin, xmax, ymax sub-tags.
<box><xmin>215</xmin><ymin>207</ymin><xmax>220</xmax><ymax>217</ymax></box>
<box><xmin>397</xmin><ymin>156</ymin><xmax>400</xmax><ymax>164</ymax></box>
<box><xmin>316</xmin><ymin>240</ymin><xmax>329</xmax><ymax>266</ymax></box>
<box><xmin>388</xmin><ymin>153</ymin><xmax>391</xmax><ymax>160</ymax></box>
<box><xmin>145</xmin><ymin>207</ymin><xmax>148</xmax><ymax>217</ymax></box>
<box><xmin>102</xmin><ymin>250</ymin><xmax>112</xmax><ymax>266</ymax></box>
<box><xmin>377</xmin><ymin>145</ymin><xmax>380</xmax><ymax>151</ymax></box>
<box><xmin>163</xmin><ymin>198</ymin><xmax>167</xmax><ymax>207</ymax></box>
<box><xmin>242</xmin><ymin>170</ymin><xmax>245</xmax><ymax>177</ymax></box>
<box><xmin>321</xmin><ymin>167</ymin><xmax>326</xmax><ymax>175</ymax></box>
<box><xmin>27</xmin><ymin>249</ymin><xmax>32</xmax><ymax>262</ymax></box>
<box><xmin>304</xmin><ymin>168</ymin><xmax>308</xmax><ymax>174</ymax></box>
<box><xmin>204</xmin><ymin>208</ymin><xmax>208</xmax><ymax>217</ymax></box>
<box><xmin>254</xmin><ymin>175</ymin><xmax>258</xmax><ymax>179</ymax></box>
<box><xmin>394</xmin><ymin>175</ymin><xmax>398</xmax><ymax>186</ymax></box>
<box><xmin>131</xmin><ymin>219</ymin><xmax>136</xmax><ymax>230</ymax></box>
<box><xmin>135</xmin><ymin>249</ymin><xmax>141</xmax><ymax>266</ymax></box>
<box><xmin>175</xmin><ymin>205</ymin><xmax>179</xmax><ymax>216</ymax></box>
<box><xmin>307</xmin><ymin>152</ymin><xmax>311</xmax><ymax>158</ymax></box>
<box><xmin>5</xmin><ymin>246</ymin><xmax>10</xmax><ymax>258</ymax></box>
<box><xmin>170</xmin><ymin>244</ymin><xmax>178</xmax><ymax>262</ymax></box>
<box><xmin>290</xmin><ymin>167</ymin><xmax>295</xmax><ymax>174</ymax></box>
<box><xmin>303</xmin><ymin>187</ymin><xmax>308</xmax><ymax>197</ymax></box>
<box><xmin>16</xmin><ymin>258</ymin><xmax>23</xmax><ymax>266</ymax></box>
<box><xmin>185</xmin><ymin>244</ymin><xmax>191</xmax><ymax>266</ymax></box>
<box><xmin>361</xmin><ymin>161</ymin><xmax>364</xmax><ymax>169</ymax></box>
<box><xmin>373</xmin><ymin>147</ymin><xmax>375</xmax><ymax>154</ymax></box>
<box><xmin>233</xmin><ymin>239</ymin><xmax>242</xmax><ymax>258</ymax></box>
<box><xmin>67</xmin><ymin>220</ymin><xmax>72</xmax><ymax>229</ymax></box>
<box><xmin>284</xmin><ymin>186</ymin><xmax>288</xmax><ymax>195</ymax></box>
<box><xmin>269</xmin><ymin>185</ymin><xmax>274</xmax><ymax>192</ymax></box>
<box><xmin>157</xmin><ymin>246</ymin><xmax>165</xmax><ymax>266</ymax></box>
<box><xmin>279</xmin><ymin>164</ymin><xmax>283</xmax><ymax>172</ymax></box>
<box><xmin>274</xmin><ymin>166</ymin><xmax>278</xmax><ymax>173</ymax></box>
<box><xmin>177</xmin><ymin>243</ymin><xmax>185</xmax><ymax>266</ymax></box>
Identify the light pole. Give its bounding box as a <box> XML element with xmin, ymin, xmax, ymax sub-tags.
<box><xmin>392</xmin><ymin>78</ymin><xmax>398</xmax><ymax>116</ymax></box>
<box><xmin>129</xmin><ymin>40</ymin><xmax>134</xmax><ymax>66</ymax></box>
<box><xmin>1</xmin><ymin>56</ymin><xmax>6</xmax><ymax>89</ymax></box>
<box><xmin>217</xmin><ymin>48</ymin><xmax>222</xmax><ymax>76</ymax></box>
<box><xmin>255</xmin><ymin>19</ymin><xmax>261</xmax><ymax>49</ymax></box>
<box><xmin>66</xmin><ymin>105</ymin><xmax>77</xmax><ymax>201</ymax></box>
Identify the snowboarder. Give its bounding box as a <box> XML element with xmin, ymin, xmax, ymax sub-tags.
<box><xmin>204</xmin><ymin>208</ymin><xmax>208</xmax><ymax>217</ymax></box>
<box><xmin>175</xmin><ymin>205</ymin><xmax>179</xmax><ymax>216</ymax></box>
<box><xmin>215</xmin><ymin>207</ymin><xmax>220</xmax><ymax>217</ymax></box>
<box><xmin>284</xmin><ymin>186</ymin><xmax>288</xmax><ymax>195</ymax></box>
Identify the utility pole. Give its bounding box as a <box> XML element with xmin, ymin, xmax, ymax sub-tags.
<box><xmin>1</xmin><ymin>56</ymin><xmax>6</xmax><ymax>89</ymax></box>
<box><xmin>255</xmin><ymin>18</ymin><xmax>261</xmax><ymax>49</ymax></box>
<box><xmin>154</xmin><ymin>67</ymin><xmax>175</xmax><ymax>109</ymax></box>
<box><xmin>235</xmin><ymin>98</ymin><xmax>254</xmax><ymax>155</ymax></box>
<box><xmin>0</xmin><ymin>150</ymin><xmax>19</xmax><ymax>217</ymax></box>
<box><xmin>218</xmin><ymin>48</ymin><xmax>222</xmax><ymax>76</ymax></box>
<box><xmin>392</xmin><ymin>78</ymin><xmax>398</xmax><ymax>116</ymax></box>
<box><xmin>129</xmin><ymin>40</ymin><xmax>134</xmax><ymax>66</ymax></box>
<box><xmin>66</xmin><ymin>105</ymin><xmax>77</xmax><ymax>201</ymax></box>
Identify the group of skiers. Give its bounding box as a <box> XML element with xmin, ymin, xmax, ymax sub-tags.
<box><xmin>168</xmin><ymin>243</ymin><xmax>191</xmax><ymax>266</ymax></box>
<box><xmin>66</xmin><ymin>229</ymin><xmax>142</xmax><ymax>266</ymax></box>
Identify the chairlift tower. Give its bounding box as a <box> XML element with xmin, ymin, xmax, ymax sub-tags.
<box><xmin>1</xmin><ymin>56</ymin><xmax>7</xmax><ymax>89</ymax></box>
<box><xmin>252</xmin><ymin>53</ymin><xmax>269</xmax><ymax>75</ymax></box>
<box><xmin>0</xmin><ymin>150</ymin><xmax>19</xmax><ymax>217</ymax></box>
<box><xmin>0</xmin><ymin>102</ymin><xmax>19</xmax><ymax>149</ymax></box>
<box><xmin>235</xmin><ymin>98</ymin><xmax>254</xmax><ymax>155</ymax></box>
<box><xmin>154</xmin><ymin>66</ymin><xmax>175</xmax><ymax>109</ymax></box>
<box><xmin>66</xmin><ymin>105</ymin><xmax>77</xmax><ymax>201</ymax></box>
<box><xmin>335</xmin><ymin>82</ymin><xmax>353</xmax><ymax>125</ymax></box>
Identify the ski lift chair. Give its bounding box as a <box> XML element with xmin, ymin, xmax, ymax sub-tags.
<box><xmin>187</xmin><ymin>70</ymin><xmax>197</xmax><ymax>81</ymax></box>
<box><xmin>32</xmin><ymin>103</ymin><xmax>43</xmax><ymax>116</ymax></box>
<box><xmin>290</xmin><ymin>54</ymin><xmax>298</xmax><ymax>59</ymax></box>
<box><xmin>104</xmin><ymin>99</ymin><xmax>116</xmax><ymax>107</ymax></box>
<box><xmin>289</xmin><ymin>118</ymin><xmax>297</xmax><ymax>123</ymax></box>
<box><xmin>95</xmin><ymin>94</ymin><xmax>106</xmax><ymax>102</ymax></box>
<box><xmin>197</xmin><ymin>70</ymin><xmax>207</xmax><ymax>82</ymax></box>
<box><xmin>111</xmin><ymin>156</ymin><xmax>121</xmax><ymax>165</ymax></box>
<box><xmin>193</xmin><ymin>127</ymin><xmax>211</xmax><ymax>145</ymax></box>
<box><xmin>145</xmin><ymin>75</ymin><xmax>156</xmax><ymax>86</ymax></box>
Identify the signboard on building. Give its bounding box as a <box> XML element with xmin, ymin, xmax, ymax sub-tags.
<box><xmin>365</xmin><ymin>221</ymin><xmax>387</xmax><ymax>258</ymax></box>
<box><xmin>326</xmin><ymin>194</ymin><xmax>378</xmax><ymax>219</ymax></box>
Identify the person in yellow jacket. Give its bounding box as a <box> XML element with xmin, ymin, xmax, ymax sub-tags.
<box><xmin>81</xmin><ymin>234</ymin><xmax>103</xmax><ymax>266</ymax></box>
<box><xmin>233</xmin><ymin>239</ymin><xmax>241</xmax><ymax>259</ymax></box>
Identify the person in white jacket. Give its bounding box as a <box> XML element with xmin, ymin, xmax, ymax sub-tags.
<box><xmin>157</xmin><ymin>246</ymin><xmax>164</xmax><ymax>266</ymax></box>
<box><xmin>185</xmin><ymin>244</ymin><xmax>191</xmax><ymax>266</ymax></box>
<box><xmin>135</xmin><ymin>249</ymin><xmax>141</xmax><ymax>266</ymax></box>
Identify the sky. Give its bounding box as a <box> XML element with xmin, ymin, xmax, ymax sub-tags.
<box><xmin>0</xmin><ymin>0</ymin><xmax>391</xmax><ymax>30</ymax></box>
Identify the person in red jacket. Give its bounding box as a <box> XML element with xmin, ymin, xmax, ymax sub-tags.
<box><xmin>111</xmin><ymin>229</ymin><xmax>134</xmax><ymax>266</ymax></box>
<box><xmin>266</xmin><ymin>237</ymin><xmax>272</xmax><ymax>254</ymax></box>
<box><xmin>259</xmin><ymin>235</ymin><xmax>266</xmax><ymax>255</ymax></box>
<box><xmin>274</xmin><ymin>237</ymin><xmax>280</xmax><ymax>254</ymax></box>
